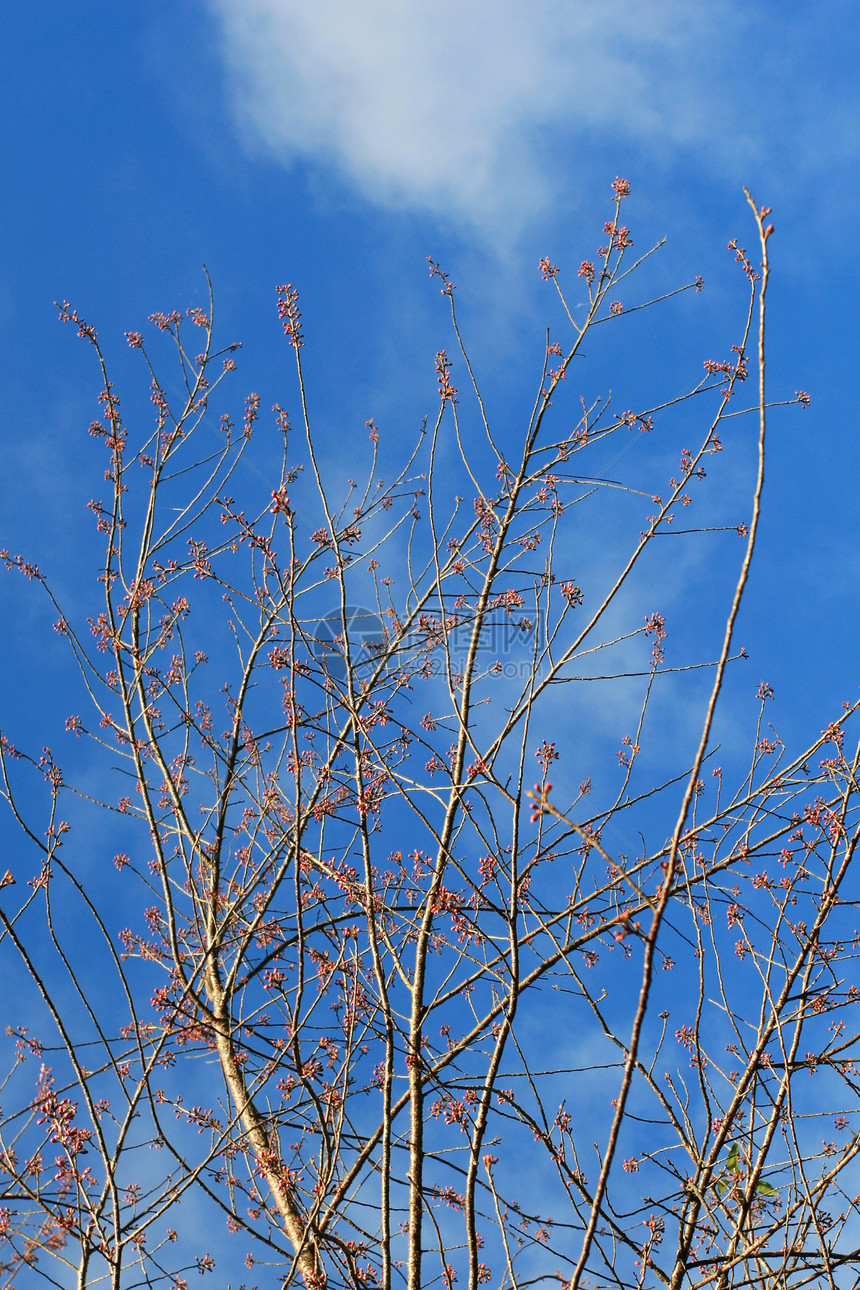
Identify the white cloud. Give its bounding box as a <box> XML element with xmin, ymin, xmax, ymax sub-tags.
<box><xmin>204</xmin><ymin>0</ymin><xmax>752</xmax><ymax>237</ymax></box>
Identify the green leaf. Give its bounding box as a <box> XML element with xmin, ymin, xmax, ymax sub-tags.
<box><xmin>755</xmin><ymin>1180</ymin><xmax>778</xmax><ymax>1197</ymax></box>
<box><xmin>727</xmin><ymin>1144</ymin><xmax>739</xmax><ymax>1171</ymax></box>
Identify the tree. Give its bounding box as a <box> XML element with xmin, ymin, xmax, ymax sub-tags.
<box><xmin>1</xmin><ymin>183</ymin><xmax>857</xmax><ymax>1290</ymax></box>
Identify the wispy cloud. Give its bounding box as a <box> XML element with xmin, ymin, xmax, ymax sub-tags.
<box><xmin>204</xmin><ymin>0</ymin><xmax>756</xmax><ymax>237</ymax></box>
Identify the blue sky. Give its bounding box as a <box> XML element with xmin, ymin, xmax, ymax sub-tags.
<box><xmin>2</xmin><ymin>0</ymin><xmax>858</xmax><ymax>751</ymax></box>
<box><xmin>1</xmin><ymin>3</ymin><xmax>859</xmax><ymax>1282</ymax></box>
